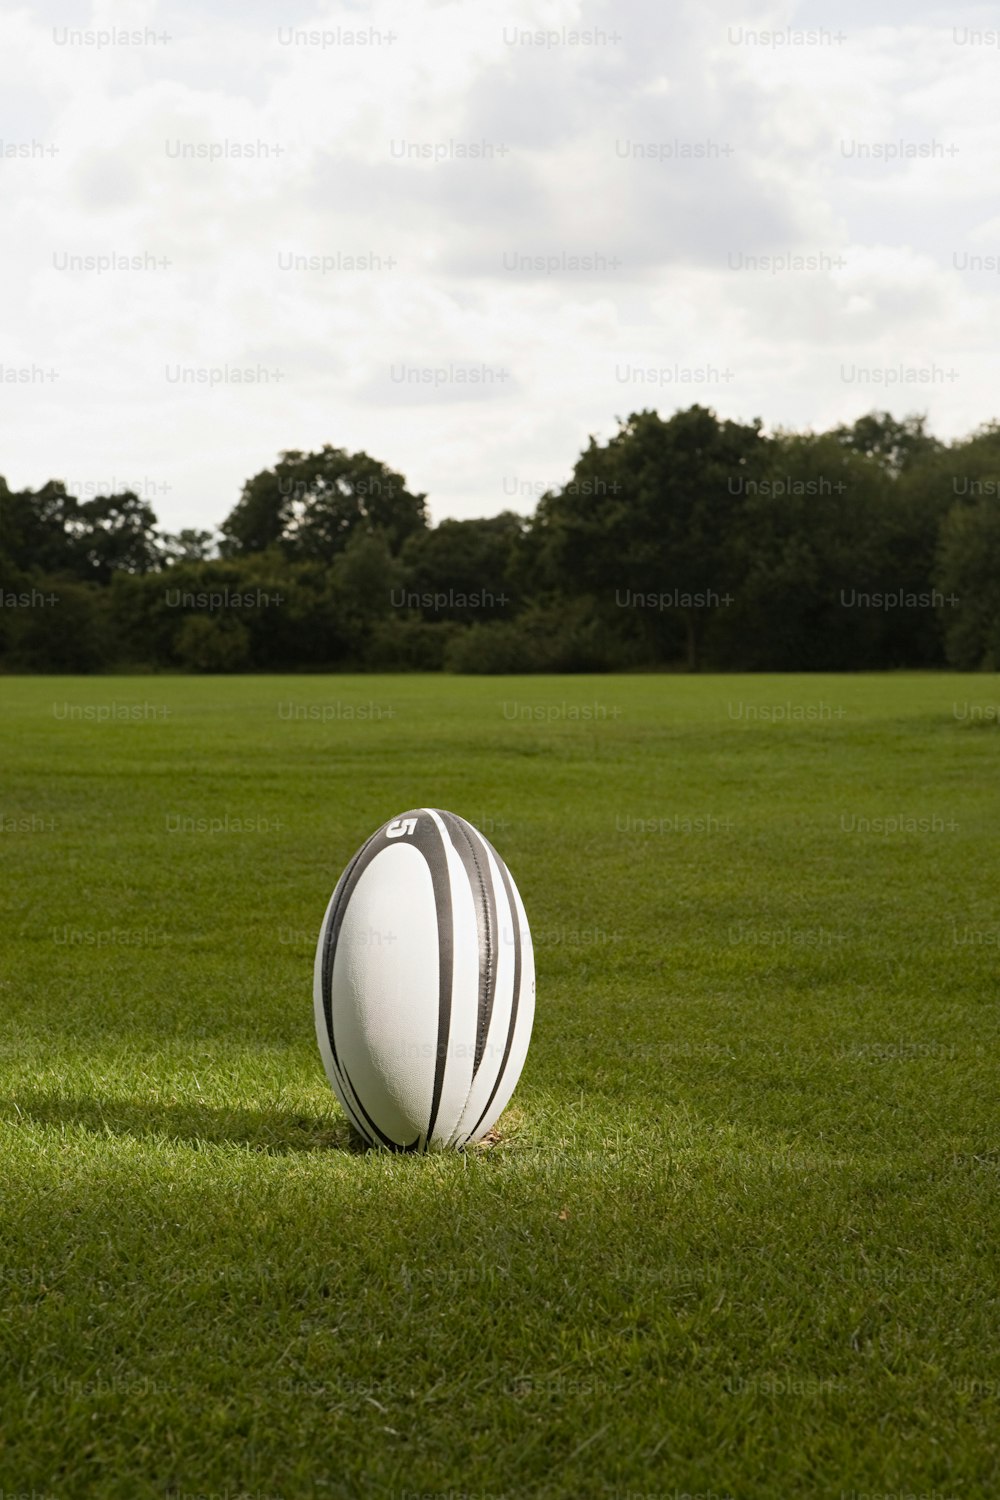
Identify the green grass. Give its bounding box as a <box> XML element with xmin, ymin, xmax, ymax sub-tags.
<box><xmin>1</xmin><ymin>673</ymin><xmax>998</xmax><ymax>1500</ymax></box>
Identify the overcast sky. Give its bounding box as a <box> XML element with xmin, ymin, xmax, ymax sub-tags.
<box><xmin>2</xmin><ymin>0</ymin><xmax>998</xmax><ymax>532</ymax></box>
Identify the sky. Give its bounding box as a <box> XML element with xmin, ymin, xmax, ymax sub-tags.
<box><xmin>1</xmin><ymin>0</ymin><xmax>998</xmax><ymax>533</ymax></box>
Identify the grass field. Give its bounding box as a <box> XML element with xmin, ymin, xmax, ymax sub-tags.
<box><xmin>1</xmin><ymin>673</ymin><xmax>997</xmax><ymax>1500</ymax></box>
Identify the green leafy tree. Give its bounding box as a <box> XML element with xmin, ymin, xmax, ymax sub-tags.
<box><xmin>173</xmin><ymin>614</ymin><xmax>251</xmax><ymax>672</ymax></box>
<box><xmin>330</xmin><ymin>528</ymin><xmax>406</xmax><ymax>662</ymax></box>
<box><xmin>1</xmin><ymin>481</ymin><xmax>165</xmax><ymax>583</ymax></box>
<box><xmin>68</xmin><ymin>491</ymin><xmax>164</xmax><ymax>582</ymax></box>
<box><xmin>533</xmin><ymin>405</ymin><xmax>768</xmax><ymax>669</ymax></box>
<box><xmin>0</xmin><ymin>479</ymin><xmax>81</xmax><ymax>574</ymax></box>
<box><xmin>399</xmin><ymin>513</ymin><xmax>525</xmax><ymax>622</ymax></box>
<box><xmin>935</xmin><ymin>493</ymin><xmax>1000</xmax><ymax>668</ymax></box>
<box><xmin>718</xmin><ymin>430</ymin><xmax>899</xmax><ymax>669</ymax></box>
<box><xmin>221</xmin><ymin>445</ymin><xmax>427</xmax><ymax>560</ymax></box>
<box><xmin>3</xmin><ymin>581</ymin><xmax>109</xmax><ymax>672</ymax></box>
<box><xmin>832</xmin><ymin>411</ymin><xmax>941</xmax><ymax>478</ymax></box>
<box><xmin>162</xmin><ymin>528</ymin><xmax>218</xmax><ymax>563</ymax></box>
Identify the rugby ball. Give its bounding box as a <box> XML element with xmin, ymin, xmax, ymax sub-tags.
<box><xmin>314</xmin><ymin>807</ymin><xmax>534</xmax><ymax>1151</ymax></box>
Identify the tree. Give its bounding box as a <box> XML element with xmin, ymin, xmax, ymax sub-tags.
<box><xmin>68</xmin><ymin>491</ymin><xmax>164</xmax><ymax>582</ymax></box>
<box><xmin>935</xmin><ymin>493</ymin><xmax>1000</xmax><ymax>668</ymax></box>
<box><xmin>533</xmin><ymin>405</ymin><xmax>769</xmax><ymax>669</ymax></box>
<box><xmin>0</xmin><ymin>481</ymin><xmax>165</xmax><ymax>582</ymax></box>
<box><xmin>173</xmin><ymin>614</ymin><xmax>251</xmax><ymax>672</ymax></box>
<box><xmin>717</xmin><ymin>431</ymin><xmax>896</xmax><ymax>669</ymax></box>
<box><xmin>831</xmin><ymin>411</ymin><xmax>941</xmax><ymax>478</ymax></box>
<box><xmin>2</xmin><ymin>581</ymin><xmax>109</xmax><ymax>672</ymax></box>
<box><xmin>329</xmin><ymin>528</ymin><xmax>406</xmax><ymax>662</ymax></box>
<box><xmin>0</xmin><ymin>479</ymin><xmax>81</xmax><ymax>575</ymax></box>
<box><xmin>221</xmin><ymin>445</ymin><xmax>428</xmax><ymax>560</ymax></box>
<box><xmin>399</xmin><ymin>513</ymin><xmax>525</xmax><ymax>622</ymax></box>
<box><xmin>161</xmin><ymin>528</ymin><xmax>218</xmax><ymax>563</ymax></box>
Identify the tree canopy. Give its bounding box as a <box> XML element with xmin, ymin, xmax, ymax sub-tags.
<box><xmin>219</xmin><ymin>444</ymin><xmax>427</xmax><ymax>560</ymax></box>
<box><xmin>2</xmin><ymin>409</ymin><xmax>998</xmax><ymax>672</ymax></box>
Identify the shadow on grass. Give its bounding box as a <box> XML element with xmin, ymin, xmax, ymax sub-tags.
<box><xmin>0</xmin><ymin>1091</ymin><xmax>363</xmax><ymax>1155</ymax></box>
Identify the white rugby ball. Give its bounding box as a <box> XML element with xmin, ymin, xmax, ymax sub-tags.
<box><xmin>314</xmin><ymin>807</ymin><xmax>534</xmax><ymax>1151</ymax></box>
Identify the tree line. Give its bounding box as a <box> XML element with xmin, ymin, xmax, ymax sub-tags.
<box><xmin>1</xmin><ymin>405</ymin><xmax>998</xmax><ymax>672</ymax></box>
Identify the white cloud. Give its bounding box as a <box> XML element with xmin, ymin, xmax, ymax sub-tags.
<box><xmin>0</xmin><ymin>0</ymin><xmax>997</xmax><ymax>529</ymax></box>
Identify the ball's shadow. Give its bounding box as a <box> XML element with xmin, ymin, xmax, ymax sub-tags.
<box><xmin>0</xmin><ymin>1091</ymin><xmax>364</xmax><ymax>1155</ymax></box>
